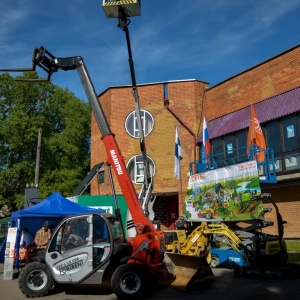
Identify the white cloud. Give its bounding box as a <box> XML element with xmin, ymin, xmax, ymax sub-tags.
<box><xmin>1</xmin><ymin>0</ymin><xmax>300</xmax><ymax>97</ymax></box>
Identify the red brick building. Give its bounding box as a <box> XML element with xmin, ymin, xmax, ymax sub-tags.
<box><xmin>91</xmin><ymin>44</ymin><xmax>300</xmax><ymax>238</ymax></box>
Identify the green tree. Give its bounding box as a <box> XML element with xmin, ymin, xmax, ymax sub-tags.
<box><xmin>0</xmin><ymin>72</ymin><xmax>91</xmax><ymax>211</ymax></box>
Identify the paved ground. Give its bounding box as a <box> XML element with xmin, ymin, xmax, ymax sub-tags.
<box><xmin>1</xmin><ymin>263</ymin><xmax>300</xmax><ymax>300</ymax></box>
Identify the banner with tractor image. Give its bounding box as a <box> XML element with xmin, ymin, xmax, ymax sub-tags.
<box><xmin>183</xmin><ymin>160</ymin><xmax>264</xmax><ymax>222</ymax></box>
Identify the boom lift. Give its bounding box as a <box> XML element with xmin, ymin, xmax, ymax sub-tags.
<box><xmin>102</xmin><ymin>1</ymin><xmax>156</xmax><ymax>231</ymax></box>
<box><xmin>0</xmin><ymin>46</ymin><xmax>214</xmax><ymax>299</ymax></box>
<box><xmin>108</xmin><ymin>1</ymin><xmax>155</xmax><ymax>222</ymax></box>
<box><xmin>102</xmin><ymin>3</ymin><xmax>215</xmax><ymax>288</ymax></box>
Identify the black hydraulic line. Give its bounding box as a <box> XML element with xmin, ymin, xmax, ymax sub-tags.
<box><xmin>108</xmin><ymin>164</ymin><xmax>125</xmax><ymax>235</ymax></box>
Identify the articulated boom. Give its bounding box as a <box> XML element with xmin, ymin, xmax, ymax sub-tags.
<box><xmin>203</xmin><ymin>224</ymin><xmax>251</xmax><ymax>261</ymax></box>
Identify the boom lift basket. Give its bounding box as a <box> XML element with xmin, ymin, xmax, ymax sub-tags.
<box><xmin>102</xmin><ymin>0</ymin><xmax>141</xmax><ymax>18</ymax></box>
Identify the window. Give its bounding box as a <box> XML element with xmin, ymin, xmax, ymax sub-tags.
<box><xmin>224</xmin><ymin>135</ymin><xmax>234</xmax><ymax>164</ymax></box>
<box><xmin>282</xmin><ymin>115</ymin><xmax>300</xmax><ymax>171</ymax></box>
<box><xmin>127</xmin><ymin>155</ymin><xmax>155</xmax><ymax>184</ymax></box>
<box><xmin>61</xmin><ymin>216</ymin><xmax>90</xmax><ymax>251</ymax></box>
<box><xmin>93</xmin><ymin>215</ymin><xmax>111</xmax><ymax>268</ymax></box>
<box><xmin>235</xmin><ymin>130</ymin><xmax>247</xmax><ymax>162</ymax></box>
<box><xmin>204</xmin><ymin>113</ymin><xmax>300</xmax><ymax>173</ymax></box>
<box><xmin>282</xmin><ymin>115</ymin><xmax>299</xmax><ymax>152</ymax></box>
<box><xmin>265</xmin><ymin>120</ymin><xmax>282</xmax><ymax>171</ymax></box>
<box><xmin>48</xmin><ymin>216</ymin><xmax>90</xmax><ymax>253</ymax></box>
<box><xmin>98</xmin><ymin>170</ymin><xmax>105</xmax><ymax>184</ymax></box>
<box><xmin>209</xmin><ymin>131</ymin><xmax>247</xmax><ymax>166</ymax></box>
<box><xmin>211</xmin><ymin>137</ymin><xmax>223</xmax><ymax>167</ymax></box>
<box><xmin>265</xmin><ymin>120</ymin><xmax>281</xmax><ymax>153</ymax></box>
<box><xmin>264</xmin><ymin>114</ymin><xmax>300</xmax><ymax>172</ymax></box>
<box><xmin>125</xmin><ymin>109</ymin><xmax>154</xmax><ymax>138</ymax></box>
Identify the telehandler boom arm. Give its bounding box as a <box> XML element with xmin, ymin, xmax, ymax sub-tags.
<box><xmin>30</xmin><ymin>46</ymin><xmax>157</xmax><ymax>237</ymax></box>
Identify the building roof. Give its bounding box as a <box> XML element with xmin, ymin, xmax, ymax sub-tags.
<box><xmin>197</xmin><ymin>86</ymin><xmax>300</xmax><ymax>143</ymax></box>
<box><xmin>98</xmin><ymin>79</ymin><xmax>209</xmax><ymax>97</ymax></box>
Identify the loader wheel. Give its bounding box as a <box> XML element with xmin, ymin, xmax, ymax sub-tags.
<box><xmin>210</xmin><ymin>257</ymin><xmax>219</xmax><ymax>268</ymax></box>
<box><xmin>18</xmin><ymin>261</ymin><xmax>53</xmax><ymax>297</ymax></box>
<box><xmin>111</xmin><ymin>264</ymin><xmax>151</xmax><ymax>300</ymax></box>
<box><xmin>205</xmin><ymin>211</ymin><xmax>212</xmax><ymax>219</ymax></box>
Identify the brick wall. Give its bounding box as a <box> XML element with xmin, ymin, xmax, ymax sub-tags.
<box><xmin>203</xmin><ymin>45</ymin><xmax>300</xmax><ymax>237</ymax></box>
<box><xmin>90</xmin><ymin>45</ymin><xmax>300</xmax><ymax>237</ymax></box>
<box><xmin>91</xmin><ymin>80</ymin><xmax>208</xmax><ymax>200</ymax></box>
<box><xmin>261</xmin><ymin>185</ymin><xmax>300</xmax><ymax>239</ymax></box>
<box><xmin>205</xmin><ymin>45</ymin><xmax>300</xmax><ymax>120</ymax></box>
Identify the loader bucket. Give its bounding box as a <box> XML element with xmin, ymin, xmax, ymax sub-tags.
<box><xmin>159</xmin><ymin>252</ymin><xmax>215</xmax><ymax>291</ymax></box>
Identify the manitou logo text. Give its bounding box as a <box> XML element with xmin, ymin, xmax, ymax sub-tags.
<box><xmin>110</xmin><ymin>150</ymin><xmax>123</xmax><ymax>175</ymax></box>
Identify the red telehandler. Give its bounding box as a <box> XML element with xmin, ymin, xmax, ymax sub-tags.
<box><xmin>0</xmin><ymin>46</ymin><xmax>214</xmax><ymax>299</ymax></box>
<box><xmin>0</xmin><ymin>3</ymin><xmax>214</xmax><ymax>298</ymax></box>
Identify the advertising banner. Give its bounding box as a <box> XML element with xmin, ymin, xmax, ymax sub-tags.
<box><xmin>183</xmin><ymin>160</ymin><xmax>264</xmax><ymax>222</ymax></box>
<box><xmin>3</xmin><ymin>227</ymin><xmax>17</xmax><ymax>280</ymax></box>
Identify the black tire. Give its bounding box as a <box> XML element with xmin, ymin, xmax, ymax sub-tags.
<box><xmin>18</xmin><ymin>261</ymin><xmax>53</xmax><ymax>298</ymax></box>
<box><xmin>111</xmin><ymin>264</ymin><xmax>151</xmax><ymax>300</ymax></box>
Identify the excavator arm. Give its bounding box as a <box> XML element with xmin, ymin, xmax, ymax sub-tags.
<box><xmin>174</xmin><ymin>224</ymin><xmax>210</xmax><ymax>256</ymax></box>
<box><xmin>172</xmin><ymin>222</ymin><xmax>252</xmax><ymax>263</ymax></box>
<box><xmin>203</xmin><ymin>224</ymin><xmax>252</xmax><ymax>262</ymax></box>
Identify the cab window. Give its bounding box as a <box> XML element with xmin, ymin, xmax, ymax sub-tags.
<box><xmin>61</xmin><ymin>217</ymin><xmax>90</xmax><ymax>251</ymax></box>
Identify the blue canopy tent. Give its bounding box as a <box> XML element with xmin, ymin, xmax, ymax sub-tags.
<box><xmin>0</xmin><ymin>191</ymin><xmax>104</xmax><ymax>266</ymax></box>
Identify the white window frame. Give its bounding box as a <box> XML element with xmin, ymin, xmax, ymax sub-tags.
<box><xmin>125</xmin><ymin>109</ymin><xmax>154</xmax><ymax>138</ymax></box>
<box><xmin>127</xmin><ymin>155</ymin><xmax>155</xmax><ymax>184</ymax></box>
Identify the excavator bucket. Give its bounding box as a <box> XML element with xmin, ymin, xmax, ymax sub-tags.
<box><xmin>159</xmin><ymin>253</ymin><xmax>215</xmax><ymax>291</ymax></box>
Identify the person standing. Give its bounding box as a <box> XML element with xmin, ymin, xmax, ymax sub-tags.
<box><xmin>34</xmin><ymin>222</ymin><xmax>52</xmax><ymax>249</ymax></box>
<box><xmin>19</xmin><ymin>227</ymin><xmax>35</xmax><ymax>266</ymax></box>
<box><xmin>19</xmin><ymin>227</ymin><xmax>34</xmax><ymax>247</ymax></box>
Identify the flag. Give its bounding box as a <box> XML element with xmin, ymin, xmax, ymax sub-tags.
<box><xmin>174</xmin><ymin>126</ymin><xmax>183</xmax><ymax>180</ymax></box>
<box><xmin>202</xmin><ymin>117</ymin><xmax>210</xmax><ymax>162</ymax></box>
<box><xmin>247</xmin><ymin>105</ymin><xmax>266</xmax><ymax>162</ymax></box>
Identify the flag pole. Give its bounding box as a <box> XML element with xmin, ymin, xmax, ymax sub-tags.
<box><xmin>250</xmin><ymin>103</ymin><xmax>254</xmax><ymax>147</ymax></box>
<box><xmin>247</xmin><ymin>103</ymin><xmax>253</xmax><ymax>160</ymax></box>
<box><xmin>250</xmin><ymin>102</ymin><xmax>256</xmax><ymax>160</ymax></box>
<box><xmin>174</xmin><ymin>126</ymin><xmax>184</xmax><ymax>213</ymax></box>
<box><xmin>179</xmin><ymin>156</ymin><xmax>184</xmax><ymax>210</ymax></box>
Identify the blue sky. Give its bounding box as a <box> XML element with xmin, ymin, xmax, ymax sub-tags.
<box><xmin>1</xmin><ymin>0</ymin><xmax>300</xmax><ymax>101</ymax></box>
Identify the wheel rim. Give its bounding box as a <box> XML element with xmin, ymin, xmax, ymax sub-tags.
<box><xmin>26</xmin><ymin>269</ymin><xmax>48</xmax><ymax>291</ymax></box>
<box><xmin>211</xmin><ymin>258</ymin><xmax>218</xmax><ymax>268</ymax></box>
<box><xmin>206</xmin><ymin>211</ymin><xmax>212</xmax><ymax>219</ymax></box>
<box><xmin>119</xmin><ymin>271</ymin><xmax>141</xmax><ymax>294</ymax></box>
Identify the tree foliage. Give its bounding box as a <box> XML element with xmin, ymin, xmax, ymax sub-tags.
<box><xmin>0</xmin><ymin>72</ymin><xmax>91</xmax><ymax>211</ymax></box>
